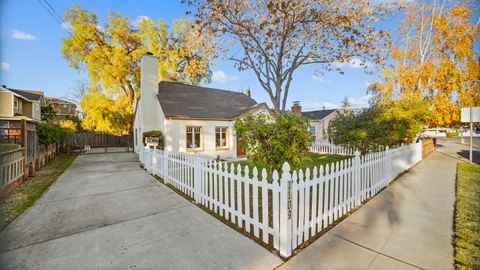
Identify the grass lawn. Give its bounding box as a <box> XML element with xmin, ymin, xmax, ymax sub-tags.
<box><xmin>0</xmin><ymin>143</ymin><xmax>20</xmax><ymax>153</ymax></box>
<box><xmin>231</xmin><ymin>152</ymin><xmax>351</xmax><ymax>175</ymax></box>
<box><xmin>454</xmin><ymin>163</ymin><xmax>480</xmax><ymax>269</ymax></box>
<box><xmin>0</xmin><ymin>154</ymin><xmax>77</xmax><ymax>231</ymax></box>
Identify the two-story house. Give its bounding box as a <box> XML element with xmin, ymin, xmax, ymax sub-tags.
<box><xmin>46</xmin><ymin>97</ymin><xmax>78</xmax><ymax>120</ymax></box>
<box><xmin>0</xmin><ymin>86</ymin><xmax>45</xmax><ymax>142</ymax></box>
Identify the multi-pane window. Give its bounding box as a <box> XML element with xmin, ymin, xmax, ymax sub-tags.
<box><xmin>186</xmin><ymin>126</ymin><xmax>202</xmax><ymax>149</ymax></box>
<box><xmin>309</xmin><ymin>126</ymin><xmax>316</xmax><ymax>143</ymax></box>
<box><xmin>13</xmin><ymin>97</ymin><xmax>22</xmax><ymax>114</ymax></box>
<box><xmin>215</xmin><ymin>127</ymin><xmax>228</xmax><ymax>148</ymax></box>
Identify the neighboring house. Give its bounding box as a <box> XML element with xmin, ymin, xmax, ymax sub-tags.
<box><xmin>291</xmin><ymin>102</ymin><xmax>338</xmax><ymax>142</ymax></box>
<box><xmin>133</xmin><ymin>54</ymin><xmax>269</xmax><ymax>158</ymax></box>
<box><xmin>46</xmin><ymin>97</ymin><xmax>78</xmax><ymax>120</ymax></box>
<box><xmin>0</xmin><ymin>86</ymin><xmax>45</xmax><ymax>142</ymax></box>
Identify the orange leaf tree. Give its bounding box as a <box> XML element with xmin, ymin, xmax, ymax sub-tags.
<box><xmin>371</xmin><ymin>1</ymin><xmax>480</xmax><ymax>127</ymax></box>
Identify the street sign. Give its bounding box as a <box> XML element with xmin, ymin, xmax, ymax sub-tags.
<box><xmin>461</xmin><ymin>107</ymin><xmax>480</xmax><ymax>122</ymax></box>
<box><xmin>461</xmin><ymin>106</ymin><xmax>479</xmax><ymax>164</ymax></box>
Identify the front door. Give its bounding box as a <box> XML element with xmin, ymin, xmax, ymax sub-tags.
<box><xmin>236</xmin><ymin>137</ymin><xmax>246</xmax><ymax>157</ymax></box>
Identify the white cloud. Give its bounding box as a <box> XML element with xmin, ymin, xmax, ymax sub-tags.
<box><xmin>311</xmin><ymin>74</ymin><xmax>331</xmax><ymax>84</ymax></box>
<box><xmin>131</xmin><ymin>15</ymin><xmax>150</xmax><ymax>28</ymax></box>
<box><xmin>348</xmin><ymin>95</ymin><xmax>372</xmax><ymax>107</ymax></box>
<box><xmin>1</xmin><ymin>62</ymin><xmax>11</xmax><ymax>71</ymax></box>
<box><xmin>301</xmin><ymin>95</ymin><xmax>372</xmax><ymax>111</ymax></box>
<box><xmin>137</xmin><ymin>15</ymin><xmax>150</xmax><ymax>22</ymax></box>
<box><xmin>212</xmin><ymin>70</ymin><xmax>238</xmax><ymax>83</ymax></box>
<box><xmin>302</xmin><ymin>101</ymin><xmax>338</xmax><ymax>111</ymax></box>
<box><xmin>11</xmin><ymin>29</ymin><xmax>36</xmax><ymax>40</ymax></box>
<box><xmin>333</xmin><ymin>57</ymin><xmax>370</xmax><ymax>69</ymax></box>
<box><xmin>321</xmin><ymin>102</ymin><xmax>338</xmax><ymax>109</ymax></box>
<box><xmin>62</xmin><ymin>22</ymin><xmax>104</xmax><ymax>32</ymax></box>
<box><xmin>61</xmin><ymin>22</ymin><xmax>73</xmax><ymax>31</ymax></box>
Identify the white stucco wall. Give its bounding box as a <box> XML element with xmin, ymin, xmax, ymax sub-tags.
<box><xmin>309</xmin><ymin>111</ymin><xmax>338</xmax><ymax>141</ymax></box>
<box><xmin>164</xmin><ymin>119</ymin><xmax>237</xmax><ymax>159</ymax></box>
<box><xmin>133</xmin><ymin>54</ymin><xmax>166</xmax><ymax>153</ymax></box>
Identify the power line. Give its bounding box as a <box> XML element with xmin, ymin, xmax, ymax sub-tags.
<box><xmin>37</xmin><ymin>0</ymin><xmax>109</xmax><ymax>74</ymax></box>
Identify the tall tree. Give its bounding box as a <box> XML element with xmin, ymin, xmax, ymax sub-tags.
<box><xmin>187</xmin><ymin>0</ymin><xmax>394</xmax><ymax>114</ymax></box>
<box><xmin>370</xmin><ymin>1</ymin><xmax>480</xmax><ymax>127</ymax></box>
<box><xmin>62</xmin><ymin>6</ymin><xmax>216</xmax><ymax>134</ymax></box>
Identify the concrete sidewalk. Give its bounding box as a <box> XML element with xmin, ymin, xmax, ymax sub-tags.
<box><xmin>0</xmin><ymin>153</ymin><xmax>282</xmax><ymax>270</ymax></box>
<box><xmin>279</xmin><ymin>144</ymin><xmax>463</xmax><ymax>270</ymax></box>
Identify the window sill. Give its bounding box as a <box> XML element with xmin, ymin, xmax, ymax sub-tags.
<box><xmin>215</xmin><ymin>147</ymin><xmax>230</xmax><ymax>150</ymax></box>
<box><xmin>186</xmin><ymin>148</ymin><xmax>204</xmax><ymax>152</ymax></box>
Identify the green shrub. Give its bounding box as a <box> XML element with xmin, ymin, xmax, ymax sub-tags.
<box><xmin>41</xmin><ymin>101</ymin><xmax>57</xmax><ymax>122</ymax></box>
<box><xmin>234</xmin><ymin>112</ymin><xmax>311</xmax><ymax>171</ymax></box>
<box><xmin>328</xmin><ymin>98</ymin><xmax>430</xmax><ymax>154</ymax></box>
<box><xmin>447</xmin><ymin>132</ymin><xmax>459</xmax><ymax>137</ymax></box>
<box><xmin>37</xmin><ymin>122</ymin><xmax>72</xmax><ymax>145</ymax></box>
<box><xmin>142</xmin><ymin>130</ymin><xmax>164</xmax><ymax>149</ymax></box>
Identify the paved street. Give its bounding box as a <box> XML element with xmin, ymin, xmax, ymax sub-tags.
<box><xmin>435</xmin><ymin>137</ymin><xmax>480</xmax><ymax>164</ymax></box>
<box><xmin>0</xmin><ymin>153</ymin><xmax>282</xmax><ymax>270</ymax></box>
<box><xmin>279</xmin><ymin>138</ymin><xmax>479</xmax><ymax>270</ymax></box>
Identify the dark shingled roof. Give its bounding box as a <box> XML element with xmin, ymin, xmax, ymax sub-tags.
<box><xmin>302</xmin><ymin>109</ymin><xmax>337</xmax><ymax>120</ymax></box>
<box><xmin>157</xmin><ymin>81</ymin><xmax>258</xmax><ymax>119</ymax></box>
<box><xmin>8</xmin><ymin>88</ymin><xmax>43</xmax><ymax>101</ymax></box>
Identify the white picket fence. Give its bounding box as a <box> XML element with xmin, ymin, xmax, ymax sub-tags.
<box><xmin>310</xmin><ymin>139</ymin><xmax>355</xmax><ymax>155</ymax></box>
<box><xmin>140</xmin><ymin>141</ymin><xmax>422</xmax><ymax>258</ymax></box>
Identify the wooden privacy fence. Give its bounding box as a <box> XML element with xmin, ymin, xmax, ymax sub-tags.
<box><xmin>140</xmin><ymin>142</ymin><xmax>422</xmax><ymax>258</ymax></box>
<box><xmin>0</xmin><ymin>148</ymin><xmax>25</xmax><ymax>189</ymax></box>
<box><xmin>310</xmin><ymin>140</ymin><xmax>355</xmax><ymax>155</ymax></box>
<box><xmin>67</xmin><ymin>132</ymin><xmax>133</xmax><ymax>154</ymax></box>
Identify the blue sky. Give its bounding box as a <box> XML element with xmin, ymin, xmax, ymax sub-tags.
<box><xmin>0</xmin><ymin>0</ymin><xmax>454</xmax><ymax>111</ymax></box>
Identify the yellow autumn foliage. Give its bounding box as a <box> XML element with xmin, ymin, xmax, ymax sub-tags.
<box><xmin>62</xmin><ymin>6</ymin><xmax>217</xmax><ymax>134</ymax></box>
<box><xmin>371</xmin><ymin>2</ymin><xmax>480</xmax><ymax>127</ymax></box>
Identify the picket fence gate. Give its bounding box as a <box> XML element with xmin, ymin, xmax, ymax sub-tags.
<box><xmin>139</xmin><ymin>142</ymin><xmax>422</xmax><ymax>258</ymax></box>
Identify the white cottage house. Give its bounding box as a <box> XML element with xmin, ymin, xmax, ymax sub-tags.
<box><xmin>290</xmin><ymin>101</ymin><xmax>338</xmax><ymax>142</ymax></box>
<box><xmin>134</xmin><ymin>54</ymin><xmax>268</xmax><ymax>158</ymax></box>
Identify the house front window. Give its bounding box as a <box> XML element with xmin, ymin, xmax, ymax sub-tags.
<box><xmin>309</xmin><ymin>126</ymin><xmax>316</xmax><ymax>143</ymax></box>
<box><xmin>215</xmin><ymin>127</ymin><xmax>228</xmax><ymax>148</ymax></box>
<box><xmin>186</xmin><ymin>126</ymin><xmax>202</xmax><ymax>150</ymax></box>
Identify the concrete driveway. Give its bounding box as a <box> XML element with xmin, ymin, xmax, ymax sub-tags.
<box><xmin>0</xmin><ymin>153</ymin><xmax>282</xmax><ymax>270</ymax></box>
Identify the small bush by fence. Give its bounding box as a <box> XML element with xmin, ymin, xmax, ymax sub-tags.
<box><xmin>140</xmin><ymin>141</ymin><xmax>422</xmax><ymax>258</ymax></box>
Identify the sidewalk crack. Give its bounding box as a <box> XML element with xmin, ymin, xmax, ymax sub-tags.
<box><xmin>328</xmin><ymin>232</ymin><xmax>425</xmax><ymax>270</ymax></box>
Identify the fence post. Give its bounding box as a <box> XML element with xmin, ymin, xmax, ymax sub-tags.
<box><xmin>354</xmin><ymin>151</ymin><xmax>361</xmax><ymax>206</ymax></box>
<box><xmin>152</xmin><ymin>149</ymin><xmax>158</xmax><ymax>176</ymax></box>
<box><xmin>416</xmin><ymin>141</ymin><xmax>422</xmax><ymax>162</ymax></box>
<box><xmin>279</xmin><ymin>162</ymin><xmax>293</xmax><ymax>258</ymax></box>
<box><xmin>385</xmin><ymin>146</ymin><xmax>391</xmax><ymax>183</ymax></box>
<box><xmin>193</xmin><ymin>155</ymin><xmax>201</xmax><ymax>203</ymax></box>
<box><xmin>163</xmin><ymin>150</ymin><xmax>168</xmax><ymax>184</ymax></box>
<box><xmin>147</xmin><ymin>147</ymin><xmax>152</xmax><ymax>173</ymax></box>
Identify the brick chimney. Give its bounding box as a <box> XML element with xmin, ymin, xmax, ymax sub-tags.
<box><xmin>291</xmin><ymin>101</ymin><xmax>302</xmax><ymax>116</ymax></box>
